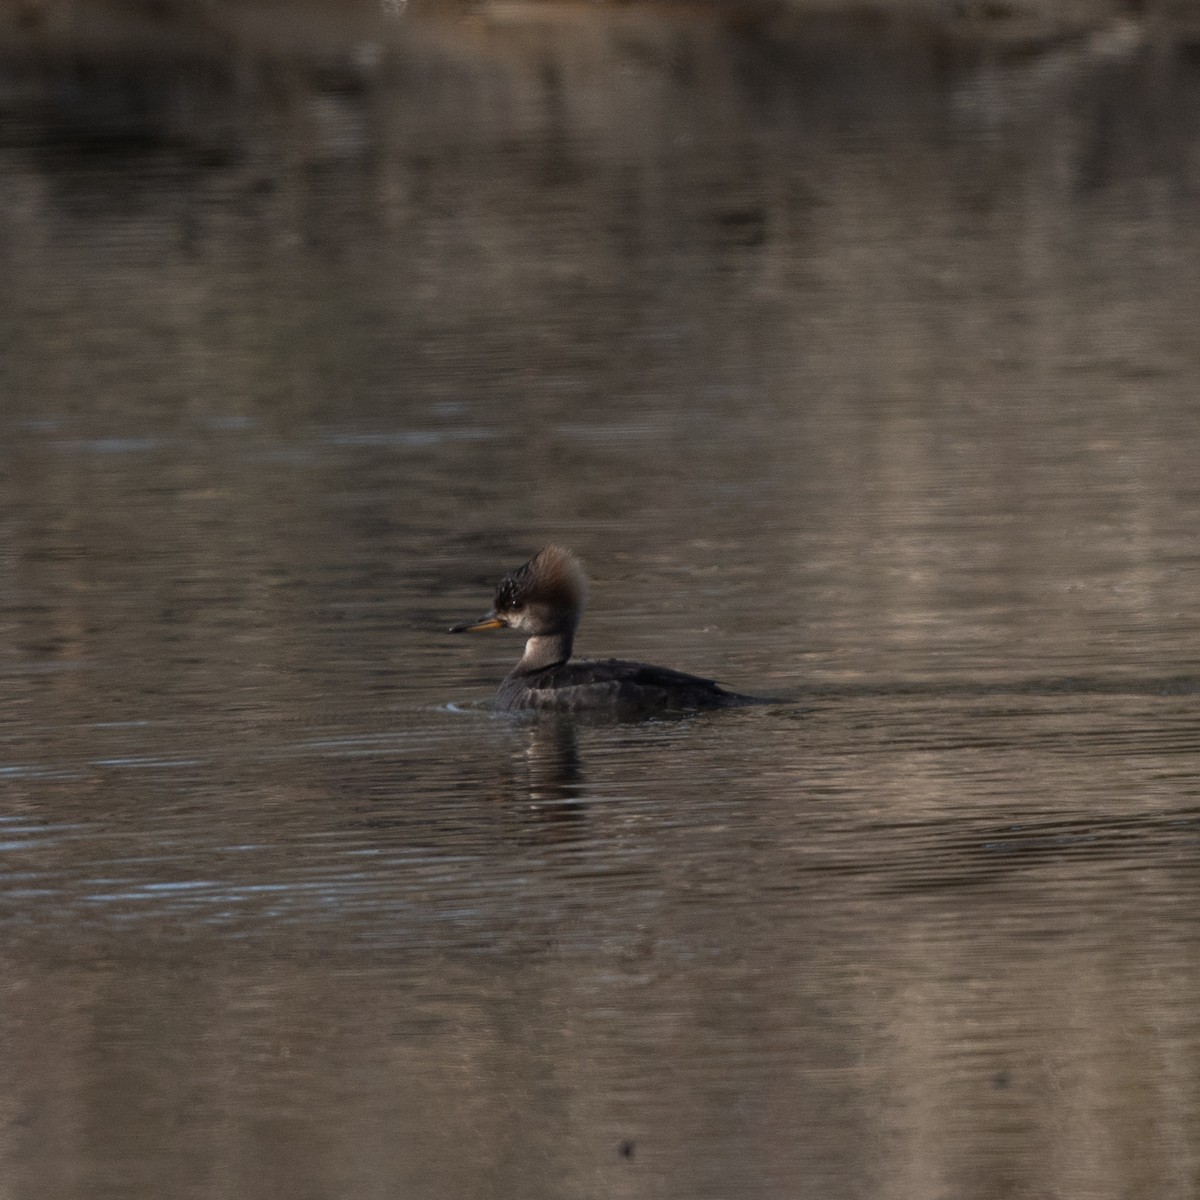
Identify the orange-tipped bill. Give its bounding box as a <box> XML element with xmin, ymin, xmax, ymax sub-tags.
<box><xmin>449</xmin><ymin>611</ymin><xmax>507</xmax><ymax>634</ymax></box>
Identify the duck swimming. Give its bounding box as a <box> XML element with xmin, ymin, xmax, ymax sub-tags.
<box><xmin>450</xmin><ymin>546</ymin><xmax>766</xmax><ymax>714</ymax></box>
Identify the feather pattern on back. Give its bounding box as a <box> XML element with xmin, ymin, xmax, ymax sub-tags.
<box><xmin>498</xmin><ymin>658</ymin><xmax>761</xmax><ymax>715</ymax></box>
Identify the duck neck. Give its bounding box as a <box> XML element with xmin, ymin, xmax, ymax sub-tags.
<box><xmin>517</xmin><ymin>630</ymin><xmax>573</xmax><ymax>673</ymax></box>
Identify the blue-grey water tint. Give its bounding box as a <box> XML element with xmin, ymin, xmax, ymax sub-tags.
<box><xmin>3</xmin><ymin>5</ymin><xmax>1200</xmax><ymax>1198</ymax></box>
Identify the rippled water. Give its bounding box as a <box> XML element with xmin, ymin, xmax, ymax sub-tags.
<box><xmin>3</xmin><ymin>5</ymin><xmax>1200</xmax><ymax>1198</ymax></box>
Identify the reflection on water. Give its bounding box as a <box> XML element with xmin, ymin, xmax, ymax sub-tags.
<box><xmin>3</xmin><ymin>4</ymin><xmax>1200</xmax><ymax>1198</ymax></box>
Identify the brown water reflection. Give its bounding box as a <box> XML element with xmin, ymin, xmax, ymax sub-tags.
<box><xmin>3</xmin><ymin>5</ymin><xmax>1200</xmax><ymax>1199</ymax></box>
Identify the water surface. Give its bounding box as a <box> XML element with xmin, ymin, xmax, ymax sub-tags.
<box><xmin>2</xmin><ymin>6</ymin><xmax>1200</xmax><ymax>1198</ymax></box>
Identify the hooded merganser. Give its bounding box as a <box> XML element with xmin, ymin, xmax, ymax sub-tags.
<box><xmin>450</xmin><ymin>546</ymin><xmax>766</xmax><ymax>714</ymax></box>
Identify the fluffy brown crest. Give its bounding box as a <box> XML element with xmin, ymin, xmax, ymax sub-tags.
<box><xmin>494</xmin><ymin>545</ymin><xmax>588</xmax><ymax>615</ymax></box>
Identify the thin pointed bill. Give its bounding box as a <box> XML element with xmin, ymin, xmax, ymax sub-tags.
<box><xmin>449</xmin><ymin>611</ymin><xmax>507</xmax><ymax>633</ymax></box>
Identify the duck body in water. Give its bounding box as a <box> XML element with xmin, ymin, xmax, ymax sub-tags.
<box><xmin>450</xmin><ymin>546</ymin><xmax>766</xmax><ymax>715</ymax></box>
